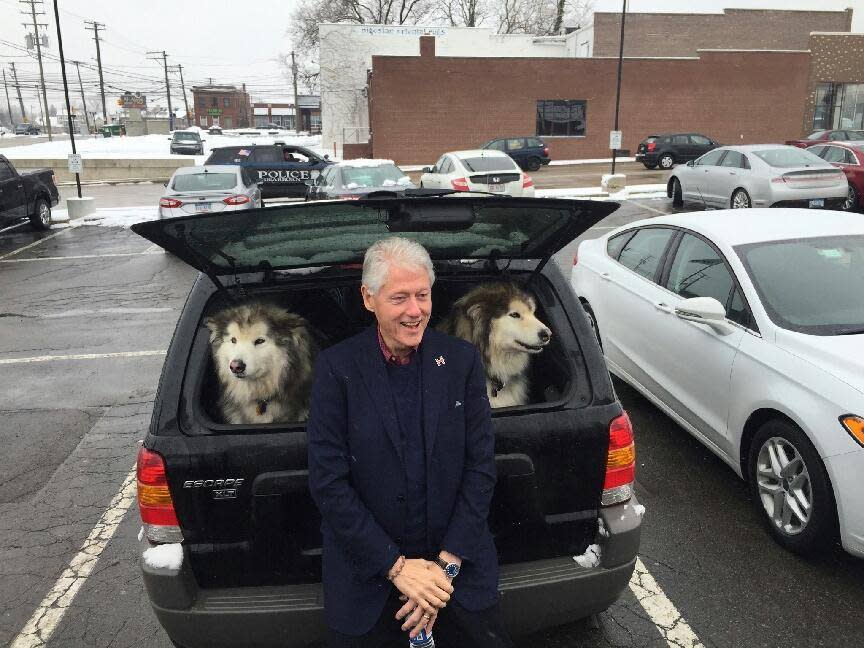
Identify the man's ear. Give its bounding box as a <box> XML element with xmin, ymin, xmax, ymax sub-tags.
<box><xmin>360</xmin><ymin>285</ymin><xmax>375</xmax><ymax>313</ymax></box>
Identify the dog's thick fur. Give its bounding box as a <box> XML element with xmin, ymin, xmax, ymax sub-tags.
<box><xmin>438</xmin><ymin>283</ymin><xmax>552</xmax><ymax>408</ymax></box>
<box><xmin>204</xmin><ymin>303</ymin><xmax>318</xmax><ymax>424</ymax></box>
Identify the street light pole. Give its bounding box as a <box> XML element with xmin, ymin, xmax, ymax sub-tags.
<box><xmin>611</xmin><ymin>0</ymin><xmax>627</xmax><ymax>176</ymax></box>
<box><xmin>52</xmin><ymin>0</ymin><xmax>81</xmax><ymax>198</ymax></box>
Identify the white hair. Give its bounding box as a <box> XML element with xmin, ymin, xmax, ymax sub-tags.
<box><xmin>362</xmin><ymin>237</ymin><xmax>435</xmax><ymax>295</ymax></box>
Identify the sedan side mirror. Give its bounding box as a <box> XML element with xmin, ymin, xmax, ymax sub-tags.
<box><xmin>422</xmin><ymin>166</ymin><xmax>432</xmax><ymax>173</ymax></box>
<box><xmin>686</xmin><ymin>160</ymin><xmax>695</xmax><ymax>167</ymax></box>
<box><xmin>323</xmin><ymin>154</ymin><xmax>330</xmax><ymax>160</ymax></box>
<box><xmin>674</xmin><ymin>297</ymin><xmax>734</xmax><ymax>335</ymax></box>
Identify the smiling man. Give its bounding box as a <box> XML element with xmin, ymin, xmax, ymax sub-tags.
<box><xmin>307</xmin><ymin>237</ymin><xmax>512</xmax><ymax>647</ymax></box>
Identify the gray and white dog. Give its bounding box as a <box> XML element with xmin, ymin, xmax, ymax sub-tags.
<box><xmin>204</xmin><ymin>302</ymin><xmax>318</xmax><ymax>424</ymax></box>
<box><xmin>438</xmin><ymin>283</ymin><xmax>552</xmax><ymax>408</ymax></box>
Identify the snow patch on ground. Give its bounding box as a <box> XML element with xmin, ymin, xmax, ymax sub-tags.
<box><xmin>573</xmin><ymin>544</ymin><xmax>602</xmax><ymax>568</ymax></box>
<box><xmin>535</xmin><ymin>184</ymin><xmax>668</xmax><ymax>200</ymax></box>
<box><xmin>142</xmin><ymin>543</ymin><xmax>183</xmax><ymax>570</ymax></box>
<box><xmin>336</xmin><ymin>158</ymin><xmax>394</xmax><ymax>168</ymax></box>
<box><xmin>597</xmin><ymin>518</ymin><xmax>610</xmax><ymax>539</ymax></box>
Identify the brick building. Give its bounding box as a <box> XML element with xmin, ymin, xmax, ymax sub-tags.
<box><xmin>583</xmin><ymin>8</ymin><xmax>853</xmax><ymax>57</ymax></box>
<box><xmin>364</xmin><ymin>27</ymin><xmax>864</xmax><ymax>165</ymax></box>
<box><xmin>252</xmin><ymin>96</ymin><xmax>322</xmax><ymax>132</ymax></box>
<box><xmin>191</xmin><ymin>84</ymin><xmax>252</xmax><ymax>129</ymax></box>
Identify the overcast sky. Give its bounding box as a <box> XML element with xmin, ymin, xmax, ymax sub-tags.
<box><xmin>0</xmin><ymin>0</ymin><xmax>860</xmax><ymax>118</ymax></box>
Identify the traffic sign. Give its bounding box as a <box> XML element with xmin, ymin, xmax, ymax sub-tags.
<box><xmin>609</xmin><ymin>130</ymin><xmax>623</xmax><ymax>150</ymax></box>
<box><xmin>68</xmin><ymin>153</ymin><xmax>83</xmax><ymax>174</ymax></box>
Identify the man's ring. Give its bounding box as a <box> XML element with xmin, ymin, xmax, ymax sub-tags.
<box><xmin>422</xmin><ymin>613</ymin><xmax>431</xmax><ymax>619</ymax></box>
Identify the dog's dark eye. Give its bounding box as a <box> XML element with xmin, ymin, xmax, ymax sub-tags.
<box><xmin>509</xmin><ymin>312</ymin><xmax>521</xmax><ymax>319</ymax></box>
<box><xmin>254</xmin><ymin>338</ymin><xmax>266</xmax><ymax>345</ymax></box>
<box><xmin>230</xmin><ymin>337</ymin><xmax>237</xmax><ymax>344</ymax></box>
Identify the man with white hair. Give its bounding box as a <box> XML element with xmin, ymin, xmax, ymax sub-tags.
<box><xmin>308</xmin><ymin>237</ymin><xmax>512</xmax><ymax>647</ymax></box>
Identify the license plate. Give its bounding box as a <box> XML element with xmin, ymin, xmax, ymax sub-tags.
<box><xmin>809</xmin><ymin>198</ymin><xmax>825</xmax><ymax>208</ymax></box>
<box><xmin>195</xmin><ymin>202</ymin><xmax>211</xmax><ymax>212</ymax></box>
<box><xmin>488</xmin><ymin>183</ymin><xmax>504</xmax><ymax>193</ymax></box>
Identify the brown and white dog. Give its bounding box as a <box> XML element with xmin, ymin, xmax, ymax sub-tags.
<box><xmin>204</xmin><ymin>303</ymin><xmax>318</xmax><ymax>424</ymax></box>
<box><xmin>438</xmin><ymin>283</ymin><xmax>552</xmax><ymax>408</ymax></box>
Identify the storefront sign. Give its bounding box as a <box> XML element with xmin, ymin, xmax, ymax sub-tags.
<box><xmin>207</xmin><ymin>108</ymin><xmax>223</xmax><ymax>116</ymax></box>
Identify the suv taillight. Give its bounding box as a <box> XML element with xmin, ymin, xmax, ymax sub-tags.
<box><xmin>646</xmin><ymin>141</ymin><xmax>656</xmax><ymax>152</ymax></box>
<box><xmin>137</xmin><ymin>447</ymin><xmax>183</xmax><ymax>543</ymax></box>
<box><xmin>543</xmin><ymin>146</ymin><xmax>549</xmax><ymax>156</ymax></box>
<box><xmin>223</xmin><ymin>194</ymin><xmax>251</xmax><ymax>205</ymax></box>
<box><xmin>601</xmin><ymin>412</ymin><xmax>636</xmax><ymax>506</ymax></box>
<box><xmin>451</xmin><ymin>177</ymin><xmax>469</xmax><ymax>191</ymax></box>
<box><xmin>159</xmin><ymin>197</ymin><xmax>182</xmax><ymax>208</ymax></box>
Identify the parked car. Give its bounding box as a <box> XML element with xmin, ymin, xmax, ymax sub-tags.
<box><xmin>420</xmin><ymin>149</ymin><xmax>535</xmax><ymax>196</ymax></box>
<box><xmin>571</xmin><ymin>209</ymin><xmax>864</xmax><ymax>558</ymax></box>
<box><xmin>14</xmin><ymin>123</ymin><xmax>40</xmax><ymax>135</ymax></box>
<box><xmin>0</xmin><ymin>125</ymin><xmax>9</xmax><ymax>136</ymax></box>
<box><xmin>169</xmin><ymin>130</ymin><xmax>205</xmax><ymax>155</ymax></box>
<box><xmin>635</xmin><ymin>133</ymin><xmax>719</xmax><ymax>169</ymax></box>
<box><xmin>667</xmin><ymin>145</ymin><xmax>848</xmax><ymax>210</ymax></box>
<box><xmin>0</xmin><ymin>154</ymin><xmax>59</xmax><ymax>230</ymax></box>
<box><xmin>804</xmin><ymin>141</ymin><xmax>864</xmax><ymax>211</ymax></box>
<box><xmin>306</xmin><ymin>159</ymin><xmax>415</xmax><ymax>200</ymax></box>
<box><xmin>205</xmin><ymin>143</ymin><xmax>332</xmax><ymax>199</ymax></box>
<box><xmin>785</xmin><ymin>129</ymin><xmax>864</xmax><ymax>148</ymax></box>
<box><xmin>481</xmin><ymin>137</ymin><xmax>550</xmax><ymax>171</ymax></box>
<box><xmin>130</xmin><ymin>195</ymin><xmax>641</xmax><ymax>648</ymax></box>
<box><xmin>158</xmin><ymin>165</ymin><xmax>262</xmax><ymax>219</ymax></box>
<box><xmin>207</xmin><ymin>125</ymin><xmax>223</xmax><ymax>135</ymax></box>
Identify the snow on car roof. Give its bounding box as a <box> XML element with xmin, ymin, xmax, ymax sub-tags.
<box><xmin>336</xmin><ymin>158</ymin><xmax>396</xmax><ymax>168</ymax></box>
<box><xmin>618</xmin><ymin>209</ymin><xmax>864</xmax><ymax>247</ymax></box>
<box><xmin>450</xmin><ymin>149</ymin><xmax>509</xmax><ymax>158</ymax></box>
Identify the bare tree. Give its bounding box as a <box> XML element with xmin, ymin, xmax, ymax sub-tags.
<box><xmin>496</xmin><ymin>0</ymin><xmax>593</xmax><ymax>35</ymax></box>
<box><xmin>437</xmin><ymin>0</ymin><xmax>484</xmax><ymax>27</ymax></box>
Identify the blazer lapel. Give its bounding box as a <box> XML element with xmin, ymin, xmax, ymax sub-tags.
<box><xmin>421</xmin><ymin>330</ymin><xmax>448</xmax><ymax>463</ymax></box>
<box><xmin>354</xmin><ymin>326</ymin><xmax>404</xmax><ymax>463</ymax></box>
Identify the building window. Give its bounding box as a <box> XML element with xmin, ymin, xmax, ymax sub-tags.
<box><xmin>198</xmin><ymin>97</ymin><xmax>206</xmax><ymax>108</ymax></box>
<box><xmin>211</xmin><ymin>97</ymin><xmax>218</xmax><ymax>107</ymax></box>
<box><xmin>223</xmin><ymin>97</ymin><xmax>231</xmax><ymax>108</ymax></box>
<box><xmin>536</xmin><ymin>100</ymin><xmax>586</xmax><ymax>137</ymax></box>
<box><xmin>814</xmin><ymin>83</ymin><xmax>864</xmax><ymax>131</ymax></box>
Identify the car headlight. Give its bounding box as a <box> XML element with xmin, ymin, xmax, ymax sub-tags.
<box><xmin>840</xmin><ymin>415</ymin><xmax>864</xmax><ymax>447</ymax></box>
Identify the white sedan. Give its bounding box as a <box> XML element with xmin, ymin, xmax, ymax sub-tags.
<box><xmin>571</xmin><ymin>208</ymin><xmax>864</xmax><ymax>558</ymax></box>
<box><xmin>159</xmin><ymin>165</ymin><xmax>262</xmax><ymax>220</ymax></box>
<box><xmin>419</xmin><ymin>149</ymin><xmax>535</xmax><ymax>197</ymax></box>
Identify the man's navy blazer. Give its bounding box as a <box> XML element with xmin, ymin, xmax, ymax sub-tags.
<box><xmin>307</xmin><ymin>325</ymin><xmax>499</xmax><ymax>635</ymax></box>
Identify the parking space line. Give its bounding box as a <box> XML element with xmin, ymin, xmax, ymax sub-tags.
<box><xmin>0</xmin><ymin>350</ymin><xmax>166</xmax><ymax>365</ymax></box>
<box><xmin>0</xmin><ymin>224</ymin><xmax>81</xmax><ymax>261</ymax></box>
<box><xmin>0</xmin><ymin>250</ymin><xmax>163</xmax><ymax>263</ymax></box>
<box><xmin>9</xmin><ymin>469</ymin><xmax>137</xmax><ymax>648</ymax></box>
<box><xmin>630</xmin><ymin>557</ymin><xmax>705</xmax><ymax>647</ymax></box>
<box><xmin>628</xmin><ymin>199</ymin><xmax>669</xmax><ymax>216</ymax></box>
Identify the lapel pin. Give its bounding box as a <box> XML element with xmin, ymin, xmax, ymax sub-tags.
<box><xmin>435</xmin><ymin>355</ymin><xmax>446</xmax><ymax>366</ymax></box>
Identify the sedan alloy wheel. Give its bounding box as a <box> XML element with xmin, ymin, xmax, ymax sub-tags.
<box><xmin>731</xmin><ymin>188</ymin><xmax>751</xmax><ymax>209</ymax></box>
<box><xmin>755</xmin><ymin>436</ymin><xmax>812</xmax><ymax>536</ymax></box>
<box><xmin>843</xmin><ymin>185</ymin><xmax>858</xmax><ymax>211</ymax></box>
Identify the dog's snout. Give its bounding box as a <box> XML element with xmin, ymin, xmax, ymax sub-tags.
<box><xmin>230</xmin><ymin>359</ymin><xmax>246</xmax><ymax>374</ymax></box>
<box><xmin>538</xmin><ymin>328</ymin><xmax>551</xmax><ymax>343</ymax></box>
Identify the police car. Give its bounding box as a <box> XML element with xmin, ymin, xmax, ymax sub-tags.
<box><xmin>204</xmin><ymin>144</ymin><xmax>332</xmax><ymax>199</ymax></box>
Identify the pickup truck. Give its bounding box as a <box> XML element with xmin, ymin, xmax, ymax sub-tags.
<box><xmin>0</xmin><ymin>154</ymin><xmax>59</xmax><ymax>230</ymax></box>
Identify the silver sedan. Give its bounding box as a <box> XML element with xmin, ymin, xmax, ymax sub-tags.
<box><xmin>159</xmin><ymin>165</ymin><xmax>262</xmax><ymax>219</ymax></box>
<box><xmin>667</xmin><ymin>144</ymin><xmax>849</xmax><ymax>210</ymax></box>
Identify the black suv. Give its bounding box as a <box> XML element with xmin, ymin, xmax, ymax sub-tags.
<box><xmin>481</xmin><ymin>137</ymin><xmax>551</xmax><ymax>171</ymax></box>
<box><xmin>205</xmin><ymin>144</ymin><xmax>332</xmax><ymax>199</ymax></box>
<box><xmin>131</xmin><ymin>196</ymin><xmax>642</xmax><ymax>648</ymax></box>
<box><xmin>636</xmin><ymin>133</ymin><xmax>719</xmax><ymax>169</ymax></box>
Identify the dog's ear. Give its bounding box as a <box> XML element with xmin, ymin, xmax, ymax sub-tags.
<box><xmin>465</xmin><ymin>303</ymin><xmax>483</xmax><ymax>323</ymax></box>
<box><xmin>203</xmin><ymin>317</ymin><xmax>221</xmax><ymax>344</ymax></box>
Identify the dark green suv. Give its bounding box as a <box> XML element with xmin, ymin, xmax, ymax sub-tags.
<box><xmin>481</xmin><ymin>137</ymin><xmax>551</xmax><ymax>171</ymax></box>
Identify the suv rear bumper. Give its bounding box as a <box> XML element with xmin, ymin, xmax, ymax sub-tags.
<box><xmin>141</xmin><ymin>498</ymin><xmax>641</xmax><ymax>647</ymax></box>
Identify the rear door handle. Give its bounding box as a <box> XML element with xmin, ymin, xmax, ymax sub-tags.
<box><xmin>600</xmin><ymin>272</ymin><xmax>611</xmax><ymax>282</ymax></box>
<box><xmin>654</xmin><ymin>302</ymin><xmax>673</xmax><ymax>313</ymax></box>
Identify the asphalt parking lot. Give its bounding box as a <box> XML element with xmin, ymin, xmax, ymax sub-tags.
<box><xmin>1</xmin><ymin>194</ymin><xmax>862</xmax><ymax>648</ymax></box>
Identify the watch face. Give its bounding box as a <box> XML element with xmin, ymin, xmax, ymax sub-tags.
<box><xmin>445</xmin><ymin>563</ymin><xmax>460</xmax><ymax>578</ymax></box>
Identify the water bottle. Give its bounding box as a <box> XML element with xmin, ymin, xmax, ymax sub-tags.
<box><xmin>408</xmin><ymin>629</ymin><xmax>434</xmax><ymax>647</ymax></box>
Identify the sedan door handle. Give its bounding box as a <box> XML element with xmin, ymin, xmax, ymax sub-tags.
<box><xmin>654</xmin><ymin>302</ymin><xmax>673</xmax><ymax>313</ymax></box>
<box><xmin>600</xmin><ymin>272</ymin><xmax>611</xmax><ymax>282</ymax></box>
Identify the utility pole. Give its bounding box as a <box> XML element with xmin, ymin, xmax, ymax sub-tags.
<box><xmin>10</xmin><ymin>63</ymin><xmax>26</xmax><ymax>120</ymax></box>
<box><xmin>35</xmin><ymin>84</ymin><xmax>46</xmax><ymax>129</ymax></box>
<box><xmin>610</xmin><ymin>0</ymin><xmax>627</xmax><ymax>176</ymax></box>
<box><xmin>171</xmin><ymin>64</ymin><xmax>190</xmax><ymax>127</ymax></box>
<box><xmin>3</xmin><ymin>70</ymin><xmax>14</xmax><ymax>126</ymax></box>
<box><xmin>53</xmin><ymin>0</ymin><xmax>82</xmax><ymax>197</ymax></box>
<box><xmin>291</xmin><ymin>50</ymin><xmax>299</xmax><ymax>132</ymax></box>
<box><xmin>84</xmin><ymin>21</ymin><xmax>107</xmax><ymax>123</ymax></box>
<box><xmin>148</xmin><ymin>50</ymin><xmax>173</xmax><ymax>130</ymax></box>
<box><xmin>20</xmin><ymin>0</ymin><xmax>52</xmax><ymax>140</ymax></box>
<box><xmin>71</xmin><ymin>61</ymin><xmax>91</xmax><ymax>136</ymax></box>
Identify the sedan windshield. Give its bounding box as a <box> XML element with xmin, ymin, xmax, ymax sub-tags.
<box><xmin>460</xmin><ymin>156</ymin><xmax>518</xmax><ymax>172</ymax></box>
<box><xmin>753</xmin><ymin>148</ymin><xmax>824</xmax><ymax>168</ymax></box>
<box><xmin>341</xmin><ymin>164</ymin><xmax>410</xmax><ymax>188</ymax></box>
<box><xmin>736</xmin><ymin>235</ymin><xmax>864</xmax><ymax>335</ymax></box>
<box><xmin>174</xmin><ymin>132</ymin><xmax>199</xmax><ymax>141</ymax></box>
<box><xmin>172</xmin><ymin>173</ymin><xmax>237</xmax><ymax>192</ymax></box>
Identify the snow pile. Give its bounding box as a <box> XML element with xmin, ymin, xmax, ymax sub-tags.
<box><xmin>382</xmin><ymin>176</ymin><xmax>412</xmax><ymax>187</ymax></box>
<box><xmin>573</xmin><ymin>544</ymin><xmax>602</xmax><ymax>568</ymax></box>
<box><xmin>50</xmin><ymin>205</ymin><xmax>158</xmax><ymax>228</ymax></box>
<box><xmin>633</xmin><ymin>504</ymin><xmax>646</xmax><ymax>518</ymax></box>
<box><xmin>142</xmin><ymin>543</ymin><xmax>183</xmax><ymax>570</ymax></box>
<box><xmin>336</xmin><ymin>158</ymin><xmax>394</xmax><ymax>168</ymax></box>
<box><xmin>597</xmin><ymin>518</ymin><xmax>610</xmax><ymax>539</ymax></box>
<box><xmin>1</xmin><ymin>132</ymin><xmax>323</xmax><ymax>161</ymax></box>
